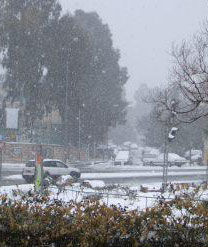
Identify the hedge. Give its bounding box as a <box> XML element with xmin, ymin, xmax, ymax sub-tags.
<box><xmin>0</xmin><ymin>184</ymin><xmax>207</xmax><ymax>247</ymax></box>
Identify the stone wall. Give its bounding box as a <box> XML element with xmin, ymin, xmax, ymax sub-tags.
<box><xmin>2</xmin><ymin>142</ymin><xmax>87</xmax><ymax>163</ymax></box>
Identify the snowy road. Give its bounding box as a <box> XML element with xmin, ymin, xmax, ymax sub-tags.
<box><xmin>0</xmin><ymin>162</ymin><xmax>207</xmax><ymax>186</ymax></box>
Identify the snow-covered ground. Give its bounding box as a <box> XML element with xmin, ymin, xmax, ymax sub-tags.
<box><xmin>0</xmin><ymin>179</ymin><xmax>207</xmax><ymax>211</ymax></box>
<box><xmin>81</xmin><ymin>171</ymin><xmax>206</xmax><ymax>179</ymax></box>
<box><xmin>2</xmin><ymin>163</ymin><xmax>25</xmax><ymax>169</ymax></box>
<box><xmin>0</xmin><ymin>183</ymin><xmax>161</xmax><ymax>210</ymax></box>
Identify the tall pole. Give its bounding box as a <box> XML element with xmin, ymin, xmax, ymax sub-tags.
<box><xmin>0</xmin><ymin>147</ymin><xmax>2</xmax><ymax>186</ymax></box>
<box><xmin>35</xmin><ymin>144</ymin><xmax>43</xmax><ymax>194</ymax></box>
<box><xmin>162</xmin><ymin>126</ymin><xmax>169</xmax><ymax>191</ymax></box>
<box><xmin>206</xmin><ymin>151</ymin><xmax>208</xmax><ymax>182</ymax></box>
<box><xmin>162</xmin><ymin>100</ymin><xmax>176</xmax><ymax>192</ymax></box>
<box><xmin>64</xmin><ymin>38</ymin><xmax>79</xmax><ymax>148</ymax></box>
<box><xmin>78</xmin><ymin>108</ymin><xmax>81</xmax><ymax>160</ymax></box>
<box><xmin>206</xmin><ymin>159</ymin><xmax>208</xmax><ymax>182</ymax></box>
<box><xmin>65</xmin><ymin>59</ymin><xmax>69</xmax><ymax>147</ymax></box>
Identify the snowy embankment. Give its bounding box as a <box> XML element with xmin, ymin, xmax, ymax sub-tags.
<box><xmin>2</xmin><ymin>163</ymin><xmax>25</xmax><ymax>169</ymax></box>
<box><xmin>81</xmin><ymin>170</ymin><xmax>206</xmax><ymax>179</ymax></box>
<box><xmin>88</xmin><ymin>161</ymin><xmax>206</xmax><ymax>170</ymax></box>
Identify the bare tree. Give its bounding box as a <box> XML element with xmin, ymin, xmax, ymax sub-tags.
<box><xmin>148</xmin><ymin>24</ymin><xmax>208</xmax><ymax>123</ymax></box>
<box><xmin>167</xmin><ymin>26</ymin><xmax>208</xmax><ymax>122</ymax></box>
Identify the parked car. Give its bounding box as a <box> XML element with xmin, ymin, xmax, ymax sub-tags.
<box><xmin>184</xmin><ymin>150</ymin><xmax>203</xmax><ymax>165</ymax></box>
<box><xmin>184</xmin><ymin>149</ymin><xmax>202</xmax><ymax>158</ymax></box>
<box><xmin>143</xmin><ymin>153</ymin><xmax>187</xmax><ymax>167</ymax></box>
<box><xmin>114</xmin><ymin>150</ymin><xmax>133</xmax><ymax>166</ymax></box>
<box><xmin>22</xmin><ymin>159</ymin><xmax>81</xmax><ymax>183</ymax></box>
<box><xmin>141</xmin><ymin>147</ymin><xmax>160</xmax><ymax>161</ymax></box>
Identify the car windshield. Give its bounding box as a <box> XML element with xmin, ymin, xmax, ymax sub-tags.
<box><xmin>25</xmin><ymin>161</ymin><xmax>35</xmax><ymax>167</ymax></box>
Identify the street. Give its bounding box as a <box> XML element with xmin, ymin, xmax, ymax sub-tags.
<box><xmin>0</xmin><ymin>163</ymin><xmax>207</xmax><ymax>187</ymax></box>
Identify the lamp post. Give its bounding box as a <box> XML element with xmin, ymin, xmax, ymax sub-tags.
<box><xmin>78</xmin><ymin>107</ymin><xmax>81</xmax><ymax>160</ymax></box>
<box><xmin>162</xmin><ymin>126</ymin><xmax>169</xmax><ymax>191</ymax></box>
<box><xmin>162</xmin><ymin>99</ymin><xmax>177</xmax><ymax>192</ymax></box>
<box><xmin>64</xmin><ymin>37</ymin><xmax>79</xmax><ymax>147</ymax></box>
<box><xmin>105</xmin><ymin>104</ymin><xmax>120</xmax><ymax>159</ymax></box>
<box><xmin>65</xmin><ymin>58</ymin><xmax>69</xmax><ymax>146</ymax></box>
<box><xmin>78</xmin><ymin>103</ymin><xmax>85</xmax><ymax>160</ymax></box>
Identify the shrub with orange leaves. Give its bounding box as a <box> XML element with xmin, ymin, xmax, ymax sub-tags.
<box><xmin>0</xmin><ymin>184</ymin><xmax>207</xmax><ymax>246</ymax></box>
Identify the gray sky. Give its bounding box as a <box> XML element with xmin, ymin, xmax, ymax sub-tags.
<box><xmin>60</xmin><ymin>0</ymin><xmax>208</xmax><ymax>102</ymax></box>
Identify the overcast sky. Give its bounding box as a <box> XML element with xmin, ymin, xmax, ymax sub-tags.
<box><xmin>59</xmin><ymin>0</ymin><xmax>208</xmax><ymax>102</ymax></box>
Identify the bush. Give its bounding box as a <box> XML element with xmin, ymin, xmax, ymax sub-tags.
<box><xmin>0</xmin><ymin>185</ymin><xmax>207</xmax><ymax>246</ymax></box>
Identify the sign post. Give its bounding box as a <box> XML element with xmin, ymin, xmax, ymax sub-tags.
<box><xmin>35</xmin><ymin>145</ymin><xmax>43</xmax><ymax>193</ymax></box>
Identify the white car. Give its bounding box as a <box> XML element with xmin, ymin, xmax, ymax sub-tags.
<box><xmin>184</xmin><ymin>150</ymin><xmax>203</xmax><ymax>164</ymax></box>
<box><xmin>22</xmin><ymin>159</ymin><xmax>81</xmax><ymax>183</ymax></box>
<box><xmin>184</xmin><ymin>150</ymin><xmax>202</xmax><ymax>158</ymax></box>
<box><xmin>114</xmin><ymin>150</ymin><xmax>133</xmax><ymax>166</ymax></box>
<box><xmin>143</xmin><ymin>153</ymin><xmax>187</xmax><ymax>167</ymax></box>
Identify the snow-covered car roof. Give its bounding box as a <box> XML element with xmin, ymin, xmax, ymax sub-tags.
<box><xmin>115</xmin><ymin>150</ymin><xmax>129</xmax><ymax>160</ymax></box>
<box><xmin>28</xmin><ymin>159</ymin><xmax>64</xmax><ymax>163</ymax></box>
<box><xmin>184</xmin><ymin>150</ymin><xmax>202</xmax><ymax>157</ymax></box>
<box><xmin>157</xmin><ymin>153</ymin><xmax>187</xmax><ymax>162</ymax></box>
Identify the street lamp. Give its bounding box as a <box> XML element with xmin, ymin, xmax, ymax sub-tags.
<box><xmin>78</xmin><ymin>103</ymin><xmax>85</xmax><ymax>160</ymax></box>
<box><xmin>64</xmin><ymin>37</ymin><xmax>79</xmax><ymax>147</ymax></box>
<box><xmin>162</xmin><ymin>99</ymin><xmax>178</xmax><ymax>192</ymax></box>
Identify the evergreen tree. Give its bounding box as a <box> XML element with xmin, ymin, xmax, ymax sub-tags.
<box><xmin>0</xmin><ymin>3</ymin><xmax>128</xmax><ymax>146</ymax></box>
<box><xmin>0</xmin><ymin>0</ymin><xmax>61</xmax><ymax>127</ymax></box>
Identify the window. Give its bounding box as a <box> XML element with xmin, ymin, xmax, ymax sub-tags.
<box><xmin>26</xmin><ymin>161</ymin><xmax>35</xmax><ymax>167</ymax></box>
<box><xmin>56</xmin><ymin>161</ymin><xmax>67</xmax><ymax>168</ymax></box>
<box><xmin>43</xmin><ymin>161</ymin><xmax>57</xmax><ymax>168</ymax></box>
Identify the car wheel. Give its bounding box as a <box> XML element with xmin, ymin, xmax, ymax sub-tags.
<box><xmin>24</xmin><ymin>176</ymin><xmax>34</xmax><ymax>183</ymax></box>
<box><xmin>70</xmin><ymin>171</ymin><xmax>80</xmax><ymax>180</ymax></box>
<box><xmin>44</xmin><ymin>171</ymin><xmax>52</xmax><ymax>178</ymax></box>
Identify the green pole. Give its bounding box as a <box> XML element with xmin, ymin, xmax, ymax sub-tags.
<box><xmin>35</xmin><ymin>144</ymin><xmax>43</xmax><ymax>193</ymax></box>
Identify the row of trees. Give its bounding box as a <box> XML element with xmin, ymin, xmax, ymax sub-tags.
<box><xmin>0</xmin><ymin>0</ymin><xmax>128</xmax><ymax>146</ymax></box>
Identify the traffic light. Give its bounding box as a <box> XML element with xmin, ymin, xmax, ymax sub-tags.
<box><xmin>168</xmin><ymin>127</ymin><xmax>178</xmax><ymax>142</ymax></box>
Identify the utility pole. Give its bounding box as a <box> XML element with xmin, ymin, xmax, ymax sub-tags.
<box><xmin>0</xmin><ymin>148</ymin><xmax>2</xmax><ymax>186</ymax></box>
<box><xmin>78</xmin><ymin>107</ymin><xmax>81</xmax><ymax>160</ymax></box>
<box><xmin>65</xmin><ymin>59</ymin><xmax>69</xmax><ymax>147</ymax></box>
<box><xmin>64</xmin><ymin>37</ymin><xmax>79</xmax><ymax>149</ymax></box>
<box><xmin>78</xmin><ymin>103</ymin><xmax>85</xmax><ymax>160</ymax></box>
<box><xmin>206</xmin><ymin>151</ymin><xmax>208</xmax><ymax>182</ymax></box>
<box><xmin>162</xmin><ymin>99</ymin><xmax>177</xmax><ymax>192</ymax></box>
<box><xmin>0</xmin><ymin>142</ymin><xmax>4</xmax><ymax>186</ymax></box>
<box><xmin>162</xmin><ymin>127</ymin><xmax>169</xmax><ymax>191</ymax></box>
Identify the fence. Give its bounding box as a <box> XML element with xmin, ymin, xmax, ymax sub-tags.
<box><xmin>2</xmin><ymin>142</ymin><xmax>87</xmax><ymax>163</ymax></box>
<box><xmin>50</xmin><ymin>186</ymin><xmax>174</xmax><ymax>210</ymax></box>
